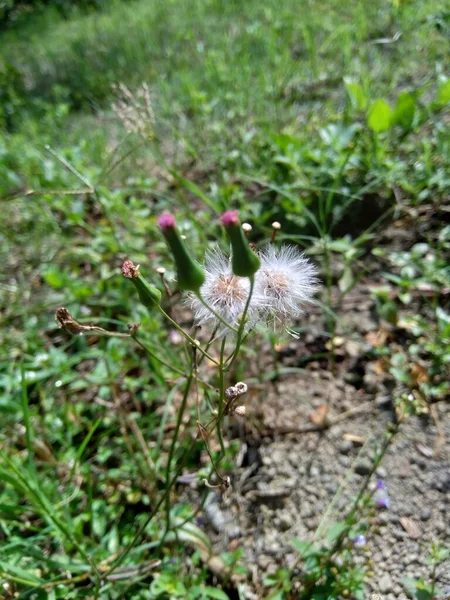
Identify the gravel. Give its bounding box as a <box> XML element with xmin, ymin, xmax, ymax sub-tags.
<box><xmin>198</xmin><ymin>285</ymin><xmax>450</xmax><ymax>599</ymax></box>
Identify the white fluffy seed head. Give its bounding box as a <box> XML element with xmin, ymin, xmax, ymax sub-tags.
<box><xmin>189</xmin><ymin>248</ymin><xmax>262</xmax><ymax>331</ymax></box>
<box><xmin>255</xmin><ymin>245</ymin><xmax>319</xmax><ymax>325</ymax></box>
<box><xmin>188</xmin><ymin>245</ymin><xmax>319</xmax><ymax>334</ymax></box>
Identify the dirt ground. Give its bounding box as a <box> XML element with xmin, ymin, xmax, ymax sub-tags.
<box><xmin>189</xmin><ymin>277</ymin><xmax>450</xmax><ymax>599</ymax></box>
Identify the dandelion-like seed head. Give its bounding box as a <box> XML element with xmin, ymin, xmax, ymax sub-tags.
<box><xmin>190</xmin><ymin>248</ymin><xmax>261</xmax><ymax>331</ymax></box>
<box><xmin>256</xmin><ymin>245</ymin><xmax>319</xmax><ymax>325</ymax></box>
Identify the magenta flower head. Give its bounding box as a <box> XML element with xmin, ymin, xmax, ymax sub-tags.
<box><xmin>122</xmin><ymin>259</ymin><xmax>161</xmax><ymax>310</ymax></box>
<box><xmin>374</xmin><ymin>479</ymin><xmax>390</xmax><ymax>509</ymax></box>
<box><xmin>157</xmin><ymin>213</ymin><xmax>176</xmax><ymax>231</ymax></box>
<box><xmin>220</xmin><ymin>210</ymin><xmax>260</xmax><ymax>278</ymax></box>
<box><xmin>157</xmin><ymin>213</ymin><xmax>205</xmax><ymax>292</ymax></box>
<box><xmin>221</xmin><ymin>210</ymin><xmax>240</xmax><ymax>227</ymax></box>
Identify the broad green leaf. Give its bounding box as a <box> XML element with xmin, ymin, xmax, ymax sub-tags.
<box><xmin>344</xmin><ymin>78</ymin><xmax>367</xmax><ymax>111</ymax></box>
<box><xmin>202</xmin><ymin>587</ymin><xmax>230</xmax><ymax>599</ymax></box>
<box><xmin>437</xmin><ymin>79</ymin><xmax>450</xmax><ymax>105</ymax></box>
<box><xmin>393</xmin><ymin>91</ymin><xmax>416</xmax><ymax>130</ymax></box>
<box><xmin>325</xmin><ymin>521</ymin><xmax>348</xmax><ymax>544</ymax></box>
<box><xmin>367</xmin><ymin>99</ymin><xmax>394</xmax><ymax>132</ymax></box>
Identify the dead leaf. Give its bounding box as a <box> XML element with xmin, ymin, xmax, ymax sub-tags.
<box><xmin>342</xmin><ymin>433</ymin><xmax>365</xmax><ymax>445</ymax></box>
<box><xmin>374</xmin><ymin>358</ymin><xmax>387</xmax><ymax>375</ymax></box>
<box><xmin>410</xmin><ymin>362</ymin><xmax>429</xmax><ymax>385</ymax></box>
<box><xmin>416</xmin><ymin>443</ymin><xmax>433</xmax><ymax>458</ymax></box>
<box><xmin>366</xmin><ymin>329</ymin><xmax>389</xmax><ymax>348</ymax></box>
<box><xmin>400</xmin><ymin>517</ymin><xmax>421</xmax><ymax>539</ymax></box>
<box><xmin>309</xmin><ymin>404</ymin><xmax>329</xmax><ymax>427</ymax></box>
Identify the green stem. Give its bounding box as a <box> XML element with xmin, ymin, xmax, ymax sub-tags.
<box><xmin>225</xmin><ymin>275</ymin><xmax>255</xmax><ymax>369</ymax></box>
<box><xmin>158</xmin><ymin>306</ymin><xmax>219</xmax><ymax>365</ymax></box>
<box><xmin>216</xmin><ymin>338</ymin><xmax>227</xmax><ymax>458</ymax></box>
<box><xmin>133</xmin><ymin>335</ymin><xmax>187</xmax><ymax>377</ymax></box>
<box><xmin>165</xmin><ymin>370</ymin><xmax>194</xmax><ymax>535</ymax></box>
<box><xmin>328</xmin><ymin>422</ymin><xmax>399</xmax><ymax>557</ymax></box>
<box><xmin>196</xmin><ymin>292</ymin><xmax>238</xmax><ymax>333</ymax></box>
<box><xmin>107</xmin><ymin>431</ymin><xmax>202</xmax><ymax>575</ymax></box>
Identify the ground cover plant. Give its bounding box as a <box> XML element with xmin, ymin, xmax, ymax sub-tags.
<box><xmin>0</xmin><ymin>0</ymin><xmax>449</xmax><ymax>598</ymax></box>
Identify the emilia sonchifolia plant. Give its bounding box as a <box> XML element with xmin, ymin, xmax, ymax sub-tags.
<box><xmin>56</xmin><ymin>210</ymin><xmax>318</xmax><ymax>566</ymax></box>
<box><xmin>123</xmin><ymin>210</ymin><xmax>318</xmax><ymax>481</ymax></box>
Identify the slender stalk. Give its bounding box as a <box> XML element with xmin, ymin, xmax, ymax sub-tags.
<box><xmin>328</xmin><ymin>422</ymin><xmax>400</xmax><ymax>557</ymax></box>
<box><xmin>107</xmin><ymin>431</ymin><xmax>201</xmax><ymax>575</ymax></box>
<box><xmin>216</xmin><ymin>338</ymin><xmax>227</xmax><ymax>458</ymax></box>
<box><xmin>158</xmin><ymin>306</ymin><xmax>219</xmax><ymax>365</ymax></box>
<box><xmin>132</xmin><ymin>335</ymin><xmax>186</xmax><ymax>377</ymax></box>
<box><xmin>164</xmin><ymin>370</ymin><xmax>194</xmax><ymax>534</ymax></box>
<box><xmin>196</xmin><ymin>292</ymin><xmax>238</xmax><ymax>333</ymax></box>
<box><xmin>225</xmin><ymin>276</ymin><xmax>255</xmax><ymax>369</ymax></box>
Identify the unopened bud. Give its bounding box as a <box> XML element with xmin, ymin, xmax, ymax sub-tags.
<box><xmin>235</xmin><ymin>382</ymin><xmax>248</xmax><ymax>395</ymax></box>
<box><xmin>157</xmin><ymin>213</ymin><xmax>205</xmax><ymax>292</ymax></box>
<box><xmin>242</xmin><ymin>222</ymin><xmax>252</xmax><ymax>234</ymax></box>
<box><xmin>271</xmin><ymin>221</ymin><xmax>281</xmax><ymax>242</ymax></box>
<box><xmin>156</xmin><ymin>267</ymin><xmax>166</xmax><ymax>275</ymax></box>
<box><xmin>221</xmin><ymin>210</ymin><xmax>260</xmax><ymax>277</ymax></box>
<box><xmin>225</xmin><ymin>386</ymin><xmax>239</xmax><ymax>400</ymax></box>
<box><xmin>234</xmin><ymin>405</ymin><xmax>246</xmax><ymax>416</ymax></box>
<box><xmin>122</xmin><ymin>260</ymin><xmax>161</xmax><ymax>309</ymax></box>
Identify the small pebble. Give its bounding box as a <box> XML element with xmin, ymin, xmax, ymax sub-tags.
<box><xmin>355</xmin><ymin>460</ymin><xmax>372</xmax><ymax>476</ymax></box>
<box><xmin>420</xmin><ymin>509</ymin><xmax>432</xmax><ymax>521</ymax></box>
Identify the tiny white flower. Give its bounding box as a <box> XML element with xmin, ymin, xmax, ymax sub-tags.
<box><xmin>189</xmin><ymin>248</ymin><xmax>262</xmax><ymax>331</ymax></box>
<box><xmin>255</xmin><ymin>245</ymin><xmax>319</xmax><ymax>325</ymax></box>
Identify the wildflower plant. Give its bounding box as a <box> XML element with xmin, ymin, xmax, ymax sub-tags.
<box><xmin>57</xmin><ymin>210</ymin><xmax>319</xmax><ymax>576</ymax></box>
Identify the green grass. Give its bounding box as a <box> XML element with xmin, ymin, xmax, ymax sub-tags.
<box><xmin>0</xmin><ymin>0</ymin><xmax>449</xmax><ymax>597</ymax></box>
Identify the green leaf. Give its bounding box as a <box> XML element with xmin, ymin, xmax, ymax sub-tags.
<box><xmin>202</xmin><ymin>587</ymin><xmax>230</xmax><ymax>599</ymax></box>
<box><xmin>338</xmin><ymin>266</ymin><xmax>353</xmax><ymax>293</ymax></box>
<box><xmin>325</xmin><ymin>521</ymin><xmax>347</xmax><ymax>544</ymax></box>
<box><xmin>290</xmin><ymin>539</ymin><xmax>318</xmax><ymax>558</ymax></box>
<box><xmin>170</xmin><ymin>170</ymin><xmax>220</xmax><ymax>213</ymax></box>
<box><xmin>393</xmin><ymin>91</ymin><xmax>416</xmax><ymax>130</ymax></box>
<box><xmin>344</xmin><ymin>78</ymin><xmax>367</xmax><ymax>111</ymax></box>
<box><xmin>367</xmin><ymin>99</ymin><xmax>394</xmax><ymax>132</ymax></box>
<box><xmin>0</xmin><ymin>560</ymin><xmax>44</xmax><ymax>585</ymax></box>
<box><xmin>437</xmin><ymin>79</ymin><xmax>450</xmax><ymax>105</ymax></box>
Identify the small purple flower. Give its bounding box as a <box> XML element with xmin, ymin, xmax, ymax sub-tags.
<box><xmin>352</xmin><ymin>534</ymin><xmax>367</xmax><ymax>547</ymax></box>
<box><xmin>374</xmin><ymin>479</ymin><xmax>390</xmax><ymax>509</ymax></box>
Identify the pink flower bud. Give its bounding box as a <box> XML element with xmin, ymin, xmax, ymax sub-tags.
<box><xmin>157</xmin><ymin>213</ymin><xmax>176</xmax><ymax>231</ymax></box>
<box><xmin>221</xmin><ymin>211</ymin><xmax>260</xmax><ymax>277</ymax></box>
<box><xmin>122</xmin><ymin>259</ymin><xmax>140</xmax><ymax>278</ymax></box>
<box><xmin>220</xmin><ymin>210</ymin><xmax>240</xmax><ymax>227</ymax></box>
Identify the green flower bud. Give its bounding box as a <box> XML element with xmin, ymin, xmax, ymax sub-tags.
<box><xmin>122</xmin><ymin>260</ymin><xmax>161</xmax><ymax>309</ymax></box>
<box><xmin>221</xmin><ymin>211</ymin><xmax>260</xmax><ymax>277</ymax></box>
<box><xmin>157</xmin><ymin>213</ymin><xmax>205</xmax><ymax>292</ymax></box>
